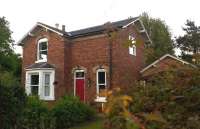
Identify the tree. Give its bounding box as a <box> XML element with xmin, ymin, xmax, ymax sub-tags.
<box><xmin>176</xmin><ymin>20</ymin><xmax>200</xmax><ymax>63</ymax></box>
<box><xmin>0</xmin><ymin>84</ymin><xmax>27</xmax><ymax>129</ymax></box>
<box><xmin>141</xmin><ymin>13</ymin><xmax>174</xmax><ymax>64</ymax></box>
<box><xmin>128</xmin><ymin>66</ymin><xmax>200</xmax><ymax>129</ymax></box>
<box><xmin>0</xmin><ymin>16</ymin><xmax>13</xmax><ymax>55</ymax></box>
<box><xmin>0</xmin><ymin>17</ymin><xmax>21</xmax><ymax>85</ymax></box>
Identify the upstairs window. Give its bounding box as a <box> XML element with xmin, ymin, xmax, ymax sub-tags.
<box><xmin>37</xmin><ymin>38</ymin><xmax>48</xmax><ymax>62</ymax></box>
<box><xmin>128</xmin><ymin>35</ymin><xmax>136</xmax><ymax>56</ymax></box>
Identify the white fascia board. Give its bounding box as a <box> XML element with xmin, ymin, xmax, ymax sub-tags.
<box><xmin>122</xmin><ymin>17</ymin><xmax>152</xmax><ymax>44</ymax></box>
<box><xmin>140</xmin><ymin>54</ymin><xmax>193</xmax><ymax>73</ymax></box>
<box><xmin>17</xmin><ymin>24</ymin><xmax>38</xmax><ymax>45</ymax></box>
<box><xmin>137</xmin><ymin>18</ymin><xmax>152</xmax><ymax>44</ymax></box>
<box><xmin>122</xmin><ymin>18</ymin><xmax>138</xmax><ymax>29</ymax></box>
<box><xmin>37</xmin><ymin>23</ymin><xmax>63</xmax><ymax>36</ymax></box>
<box><xmin>17</xmin><ymin>23</ymin><xmax>63</xmax><ymax>45</ymax></box>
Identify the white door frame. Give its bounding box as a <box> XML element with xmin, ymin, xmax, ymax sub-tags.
<box><xmin>74</xmin><ymin>69</ymin><xmax>85</xmax><ymax>101</ymax></box>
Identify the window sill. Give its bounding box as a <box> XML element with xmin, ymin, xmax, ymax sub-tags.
<box><xmin>35</xmin><ymin>59</ymin><xmax>47</xmax><ymax>63</ymax></box>
<box><xmin>40</xmin><ymin>97</ymin><xmax>55</xmax><ymax>101</ymax></box>
<box><xmin>94</xmin><ymin>97</ymin><xmax>107</xmax><ymax>103</ymax></box>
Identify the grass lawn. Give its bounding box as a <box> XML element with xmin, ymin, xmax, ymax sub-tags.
<box><xmin>69</xmin><ymin>118</ymin><xmax>104</xmax><ymax>129</ymax></box>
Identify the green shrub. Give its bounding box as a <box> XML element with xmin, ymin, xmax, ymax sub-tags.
<box><xmin>52</xmin><ymin>96</ymin><xmax>96</xmax><ymax>129</ymax></box>
<box><xmin>0</xmin><ymin>85</ymin><xmax>26</xmax><ymax>129</ymax></box>
<box><xmin>19</xmin><ymin>96</ymin><xmax>52</xmax><ymax>129</ymax></box>
<box><xmin>128</xmin><ymin>68</ymin><xmax>200</xmax><ymax>129</ymax></box>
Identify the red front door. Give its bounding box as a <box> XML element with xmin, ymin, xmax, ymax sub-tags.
<box><xmin>75</xmin><ymin>71</ymin><xmax>85</xmax><ymax>101</ymax></box>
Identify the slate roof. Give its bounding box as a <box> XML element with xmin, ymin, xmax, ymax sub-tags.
<box><xmin>37</xmin><ymin>17</ymin><xmax>139</xmax><ymax>38</ymax></box>
<box><xmin>68</xmin><ymin>17</ymin><xmax>139</xmax><ymax>38</ymax></box>
<box><xmin>26</xmin><ymin>62</ymin><xmax>55</xmax><ymax>69</ymax></box>
<box><xmin>18</xmin><ymin>16</ymin><xmax>151</xmax><ymax>45</ymax></box>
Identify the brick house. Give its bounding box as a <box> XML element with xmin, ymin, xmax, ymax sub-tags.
<box><xmin>18</xmin><ymin>17</ymin><xmax>151</xmax><ymax>104</ymax></box>
<box><xmin>140</xmin><ymin>54</ymin><xmax>196</xmax><ymax>79</ymax></box>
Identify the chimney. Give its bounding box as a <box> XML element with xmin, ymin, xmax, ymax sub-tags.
<box><xmin>62</xmin><ymin>25</ymin><xmax>65</xmax><ymax>32</ymax></box>
<box><xmin>55</xmin><ymin>23</ymin><xmax>59</xmax><ymax>29</ymax></box>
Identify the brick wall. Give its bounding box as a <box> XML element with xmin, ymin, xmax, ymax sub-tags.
<box><xmin>22</xmin><ymin>27</ymin><xmax>66</xmax><ymax>100</ymax></box>
<box><xmin>22</xmin><ymin>24</ymin><xmax>145</xmax><ymax>104</ymax></box>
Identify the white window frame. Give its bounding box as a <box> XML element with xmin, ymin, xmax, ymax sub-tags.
<box><xmin>128</xmin><ymin>35</ymin><xmax>136</xmax><ymax>56</ymax></box>
<box><xmin>25</xmin><ymin>69</ymin><xmax>55</xmax><ymax>101</ymax></box>
<box><xmin>95</xmin><ymin>69</ymin><xmax>107</xmax><ymax>102</ymax></box>
<box><xmin>36</xmin><ymin>38</ymin><xmax>48</xmax><ymax>63</ymax></box>
<box><xmin>43</xmin><ymin>72</ymin><xmax>51</xmax><ymax>97</ymax></box>
<box><xmin>29</xmin><ymin>72</ymin><xmax>39</xmax><ymax>96</ymax></box>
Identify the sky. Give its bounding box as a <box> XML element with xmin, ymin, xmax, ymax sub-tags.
<box><xmin>1</xmin><ymin>0</ymin><xmax>200</xmax><ymax>55</ymax></box>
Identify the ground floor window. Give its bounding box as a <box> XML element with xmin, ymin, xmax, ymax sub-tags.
<box><xmin>96</xmin><ymin>69</ymin><xmax>107</xmax><ymax>102</ymax></box>
<box><xmin>30</xmin><ymin>73</ymin><xmax>39</xmax><ymax>95</ymax></box>
<box><xmin>25</xmin><ymin>69</ymin><xmax>55</xmax><ymax>100</ymax></box>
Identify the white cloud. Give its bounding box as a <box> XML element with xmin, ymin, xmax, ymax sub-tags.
<box><xmin>1</xmin><ymin>0</ymin><xmax>200</xmax><ymax>54</ymax></box>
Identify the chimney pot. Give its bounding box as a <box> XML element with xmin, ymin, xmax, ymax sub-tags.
<box><xmin>62</xmin><ymin>25</ymin><xmax>65</xmax><ymax>32</ymax></box>
<box><xmin>55</xmin><ymin>23</ymin><xmax>59</xmax><ymax>29</ymax></box>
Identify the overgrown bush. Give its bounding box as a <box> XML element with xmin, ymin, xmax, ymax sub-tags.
<box><xmin>19</xmin><ymin>96</ymin><xmax>53</xmax><ymax>129</ymax></box>
<box><xmin>104</xmin><ymin>88</ymin><xmax>141</xmax><ymax>129</ymax></box>
<box><xmin>51</xmin><ymin>95</ymin><xmax>96</xmax><ymax>129</ymax></box>
<box><xmin>0</xmin><ymin>84</ymin><xmax>27</xmax><ymax>129</ymax></box>
<box><xmin>128</xmin><ymin>67</ymin><xmax>200</xmax><ymax>129</ymax></box>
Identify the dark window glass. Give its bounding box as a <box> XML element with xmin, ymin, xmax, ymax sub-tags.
<box><xmin>38</xmin><ymin>42</ymin><xmax>47</xmax><ymax>60</ymax></box>
<box><xmin>39</xmin><ymin>42</ymin><xmax>47</xmax><ymax>50</ymax></box>
<box><xmin>31</xmin><ymin>86</ymin><xmax>38</xmax><ymax>95</ymax></box>
<box><xmin>99</xmin><ymin>85</ymin><xmax>106</xmax><ymax>89</ymax></box>
<box><xmin>76</xmin><ymin>72</ymin><xmax>84</xmax><ymax>78</ymax></box>
<box><xmin>98</xmin><ymin>72</ymin><xmax>105</xmax><ymax>84</ymax></box>
<box><xmin>31</xmin><ymin>75</ymin><xmax>39</xmax><ymax>85</ymax></box>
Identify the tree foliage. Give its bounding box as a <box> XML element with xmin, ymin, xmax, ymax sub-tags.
<box><xmin>0</xmin><ymin>17</ymin><xmax>21</xmax><ymax>85</ymax></box>
<box><xmin>176</xmin><ymin>20</ymin><xmax>200</xmax><ymax>63</ymax></box>
<box><xmin>141</xmin><ymin>13</ymin><xmax>174</xmax><ymax>64</ymax></box>
<box><xmin>128</xmin><ymin>66</ymin><xmax>200</xmax><ymax>129</ymax></box>
<box><xmin>0</xmin><ymin>16</ymin><xmax>13</xmax><ymax>55</ymax></box>
<box><xmin>0</xmin><ymin>84</ymin><xmax>27</xmax><ymax>129</ymax></box>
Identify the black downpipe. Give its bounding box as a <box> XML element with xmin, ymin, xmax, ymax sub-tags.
<box><xmin>108</xmin><ymin>33</ymin><xmax>112</xmax><ymax>89</ymax></box>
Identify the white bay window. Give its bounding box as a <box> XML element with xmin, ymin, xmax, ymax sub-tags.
<box><xmin>25</xmin><ymin>70</ymin><xmax>55</xmax><ymax>100</ymax></box>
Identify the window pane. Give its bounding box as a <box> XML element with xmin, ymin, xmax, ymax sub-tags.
<box><xmin>45</xmin><ymin>74</ymin><xmax>50</xmax><ymax>85</ymax></box>
<box><xmin>76</xmin><ymin>72</ymin><xmax>84</xmax><ymax>78</ymax></box>
<box><xmin>39</xmin><ymin>42</ymin><xmax>47</xmax><ymax>50</ymax></box>
<box><xmin>99</xmin><ymin>85</ymin><xmax>106</xmax><ymax>89</ymax></box>
<box><xmin>129</xmin><ymin>47</ymin><xmax>133</xmax><ymax>55</ymax></box>
<box><xmin>98</xmin><ymin>72</ymin><xmax>105</xmax><ymax>84</ymax></box>
<box><xmin>44</xmin><ymin>74</ymin><xmax>50</xmax><ymax>96</ymax></box>
<box><xmin>31</xmin><ymin>86</ymin><xmax>38</xmax><ymax>95</ymax></box>
<box><xmin>44</xmin><ymin>86</ymin><xmax>50</xmax><ymax>96</ymax></box>
<box><xmin>31</xmin><ymin>74</ymin><xmax>39</xmax><ymax>85</ymax></box>
<box><xmin>39</xmin><ymin>51</ymin><xmax>47</xmax><ymax>60</ymax></box>
<box><xmin>99</xmin><ymin>85</ymin><xmax>106</xmax><ymax>97</ymax></box>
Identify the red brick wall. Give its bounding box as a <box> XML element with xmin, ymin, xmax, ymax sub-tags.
<box><xmin>68</xmin><ymin>35</ymin><xmax>110</xmax><ymax>103</ymax></box>
<box><xmin>22</xmin><ymin>27</ymin><xmax>66</xmax><ymax>100</ymax></box>
<box><xmin>111</xmin><ymin>25</ymin><xmax>145</xmax><ymax>90</ymax></box>
<box><xmin>22</xmin><ymin>24</ymin><xmax>145</xmax><ymax>103</ymax></box>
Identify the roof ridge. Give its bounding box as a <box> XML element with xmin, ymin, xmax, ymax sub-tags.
<box><xmin>68</xmin><ymin>17</ymin><xmax>138</xmax><ymax>33</ymax></box>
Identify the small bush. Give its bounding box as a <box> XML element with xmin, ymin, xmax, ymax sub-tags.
<box><xmin>19</xmin><ymin>96</ymin><xmax>52</xmax><ymax>129</ymax></box>
<box><xmin>0</xmin><ymin>85</ymin><xmax>26</xmax><ymax>129</ymax></box>
<box><xmin>52</xmin><ymin>96</ymin><xmax>96</xmax><ymax>129</ymax></box>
